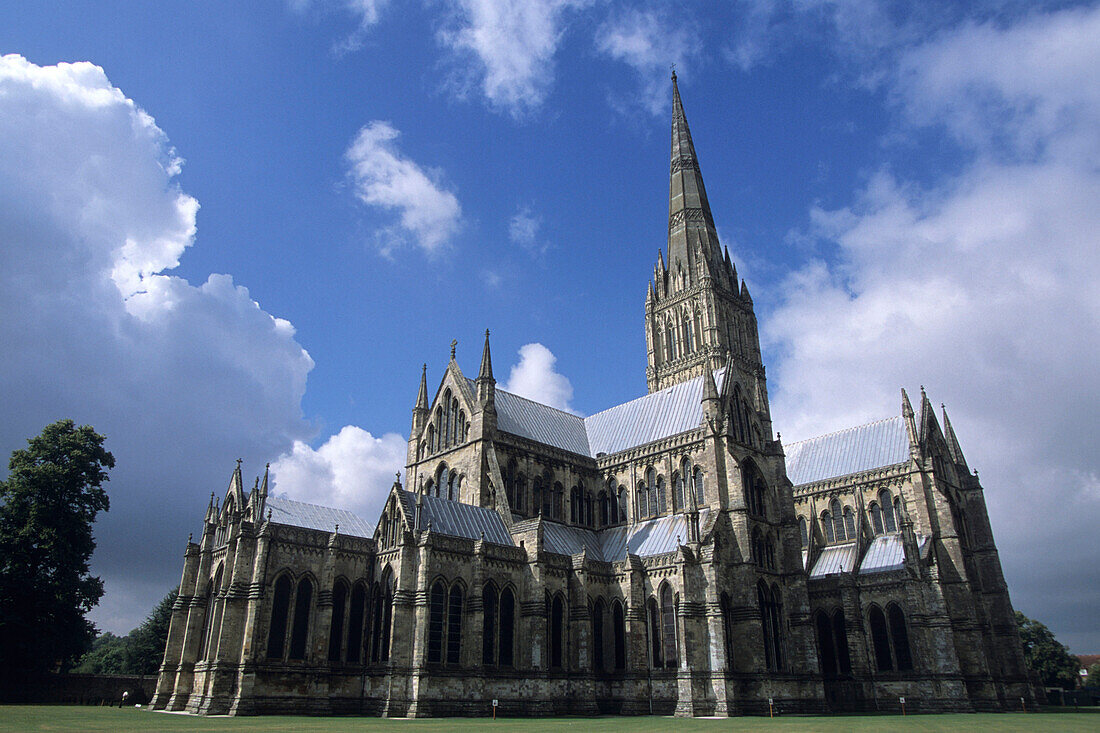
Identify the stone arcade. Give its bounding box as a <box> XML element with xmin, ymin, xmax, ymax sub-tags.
<box><xmin>152</xmin><ymin>75</ymin><xmax>1035</xmax><ymax>717</ymax></box>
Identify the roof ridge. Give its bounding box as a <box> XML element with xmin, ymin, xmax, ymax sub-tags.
<box><xmin>785</xmin><ymin>414</ymin><xmax>901</xmax><ymax>448</ymax></box>
<box><xmin>585</xmin><ymin>366</ymin><xmax>727</xmax><ymax>423</ymax></box>
<box><xmin>269</xmin><ymin>493</ymin><xmax>367</xmax><ymax>517</ymax></box>
<box><xmin>476</xmin><ymin>378</ymin><xmax>586</xmax><ymax>421</ymax></box>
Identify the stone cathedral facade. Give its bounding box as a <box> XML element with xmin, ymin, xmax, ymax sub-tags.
<box><xmin>152</xmin><ymin>76</ymin><xmax>1034</xmax><ymax>717</ymax></box>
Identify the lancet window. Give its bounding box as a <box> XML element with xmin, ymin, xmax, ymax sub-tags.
<box><xmin>427</xmin><ymin>578</ymin><xmax>464</xmax><ymax>666</ymax></box>
<box><xmin>758</xmin><ymin>581</ymin><xmax>784</xmax><ymax>672</ymax></box>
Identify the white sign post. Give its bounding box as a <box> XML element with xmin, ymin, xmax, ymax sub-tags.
<box><xmin>492</xmin><ymin>699</ymin><xmax>498</xmax><ymax>720</ymax></box>
<box><xmin>899</xmin><ymin>696</ymin><xmax>906</xmax><ymax>716</ymax></box>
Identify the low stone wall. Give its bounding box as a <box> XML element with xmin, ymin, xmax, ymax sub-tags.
<box><xmin>0</xmin><ymin>673</ymin><xmax>157</xmax><ymax>706</ymax></box>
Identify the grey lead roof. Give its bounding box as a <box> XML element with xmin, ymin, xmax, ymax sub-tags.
<box><xmin>479</xmin><ymin>369</ymin><xmax>727</xmax><ymax>458</ymax></box>
<box><xmin>784</xmin><ymin>416</ymin><xmax>910</xmax><ymax>486</ymax></box>
<box><xmin>396</xmin><ymin>490</ymin><xmax>513</xmax><ymax>546</ymax></box>
<box><xmin>542</xmin><ymin>509</ymin><xmax>710</xmax><ymax>562</ymax></box>
<box><xmin>492</xmin><ymin>386</ymin><xmax>590</xmax><ymax>456</ymax></box>
<box><xmin>266</xmin><ymin>495</ymin><xmax>374</xmax><ymax>539</ymax></box>
<box><xmin>805</xmin><ymin>533</ymin><xmax>930</xmax><ymax>577</ymax></box>
<box><xmin>585</xmin><ymin>369</ymin><xmax>726</xmax><ymax>456</ymax></box>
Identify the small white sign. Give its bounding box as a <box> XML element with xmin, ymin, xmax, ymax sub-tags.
<box><xmin>768</xmin><ymin>697</ymin><xmax>773</xmax><ymax>704</ymax></box>
<box><xmin>899</xmin><ymin>696</ymin><xmax>906</xmax><ymax>704</ymax></box>
<box><xmin>492</xmin><ymin>699</ymin><xmax>498</xmax><ymax>707</ymax></box>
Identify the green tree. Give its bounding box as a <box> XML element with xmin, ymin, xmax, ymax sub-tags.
<box><xmin>0</xmin><ymin>419</ymin><xmax>113</xmax><ymax>675</ymax></box>
<box><xmin>126</xmin><ymin>587</ymin><xmax>178</xmax><ymax>675</ymax></box>
<box><xmin>70</xmin><ymin>632</ymin><xmax>130</xmax><ymax>674</ymax></box>
<box><xmin>1015</xmin><ymin>611</ymin><xmax>1080</xmax><ymax>690</ymax></box>
<box><xmin>1087</xmin><ymin>663</ymin><xmax>1100</xmax><ymax>690</ymax></box>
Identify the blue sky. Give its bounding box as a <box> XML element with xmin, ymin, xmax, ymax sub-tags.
<box><xmin>1</xmin><ymin>1</ymin><xmax>1097</xmax><ymax>652</ymax></box>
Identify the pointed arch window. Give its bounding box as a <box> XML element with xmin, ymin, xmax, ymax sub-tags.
<box><xmin>288</xmin><ymin>576</ymin><xmax>313</xmax><ymax>660</ymax></box>
<box><xmin>647</xmin><ymin>597</ymin><xmax>662</xmax><ymax>668</ymax></box>
<box><xmin>656</xmin><ymin>475</ymin><xmax>666</xmax><ymax>515</ymax></box>
<box><xmin>370</xmin><ymin>566</ymin><xmax>394</xmax><ymax>663</ymax></box>
<box><xmin>592</xmin><ymin>598</ymin><xmax>605</xmax><ymax>672</ymax></box>
<box><xmin>830</xmin><ymin>499</ymin><xmax>846</xmax><ymax>542</ymax></box>
<box><xmin>598</xmin><ymin>490</ymin><xmax>610</xmax><ymax>527</ymax></box>
<box><xmin>821</xmin><ymin>510</ymin><xmax>835</xmax><ymax>543</ymax></box>
<box><xmin>799</xmin><ymin>516</ymin><xmax>809</xmax><ymax>548</ymax></box>
<box><xmin>743</xmin><ymin>461</ymin><xmax>767</xmax><ymax>518</ymax></box>
<box><xmin>720</xmin><ymin>592</ymin><xmax>735</xmax><ymax>669</ymax></box>
<box><xmin>428</xmin><ymin>580</ymin><xmax>445</xmax><ymax>664</ymax></box>
<box><xmin>870</xmin><ymin>502</ymin><xmax>884</xmax><ymax>535</ymax></box>
<box><xmin>672</xmin><ymin>471</ymin><xmax>684</xmax><ymax>512</ymax></box>
<box><xmin>660</xmin><ymin>585</ymin><xmax>677</xmax><ymax>669</ymax></box>
<box><xmin>637</xmin><ymin>482</ymin><xmax>649</xmax><ymax>519</ymax></box>
<box><xmin>499</xmin><ymin>587</ymin><xmax>515</xmax><ymax>667</ymax></box>
<box><xmin>758</xmin><ymin>582</ymin><xmax>784</xmax><ymax>671</ymax></box>
<box><xmin>515</xmin><ymin>473</ymin><xmax>526</xmax><ymax>513</ymax></box>
<box><xmin>552</xmin><ymin>481</ymin><xmax>564</xmax><ymax>520</ymax></box>
<box><xmin>888</xmin><ymin>603</ymin><xmax>913</xmax><ymax>671</ymax></box>
<box><xmin>200</xmin><ymin>564</ymin><xmax>224</xmax><ymax>661</ymax></box>
<box><xmin>617</xmin><ymin>486</ymin><xmax>628</xmax><ymax>521</ymax></box>
<box><xmin>693</xmin><ymin>466</ymin><xmax>704</xmax><ymax>505</ymax></box>
<box><xmin>447</xmin><ymin>584</ymin><xmax>463</xmax><ymax>666</ymax></box>
<box><xmin>266</xmin><ymin>573</ymin><xmax>292</xmax><ymax>660</ymax></box>
<box><xmin>328</xmin><ymin>579</ymin><xmax>348</xmax><ymax>662</ymax></box>
<box><xmin>612</xmin><ymin>599</ymin><xmax>626</xmax><ymax>670</ymax></box>
<box><xmin>843</xmin><ymin>506</ymin><xmax>856</xmax><ymax>540</ymax></box>
<box><xmin>346</xmin><ymin>582</ymin><xmax>366</xmax><ymax>663</ymax></box>
<box><xmin>869</xmin><ymin>605</ymin><xmax>893</xmax><ymax>672</ymax></box>
<box><xmin>482</xmin><ymin>583</ymin><xmax>497</xmax><ymax>666</ymax></box>
<box><xmin>549</xmin><ymin>594</ymin><xmax>565</xmax><ymax>670</ymax></box>
<box><xmin>880</xmin><ymin>490</ymin><xmax>897</xmax><ymax>532</ymax></box>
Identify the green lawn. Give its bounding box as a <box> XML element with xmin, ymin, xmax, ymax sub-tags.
<box><xmin>0</xmin><ymin>706</ymin><xmax>1097</xmax><ymax>733</ymax></box>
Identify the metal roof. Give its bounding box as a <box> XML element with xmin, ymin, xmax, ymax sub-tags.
<box><xmin>808</xmin><ymin>542</ymin><xmax>859</xmax><ymax>578</ymax></box>
<box><xmin>397</xmin><ymin>490</ymin><xmax>513</xmax><ymax>546</ymax></box>
<box><xmin>584</xmin><ymin>369</ymin><xmax>726</xmax><ymax>456</ymax></box>
<box><xmin>785</xmin><ymin>416</ymin><xmax>910</xmax><ymax>486</ymax></box>
<box><xmin>538</xmin><ymin>510</ymin><xmax>710</xmax><ymax>561</ymax></box>
<box><xmin>266</xmin><ymin>496</ymin><xmax>374</xmax><ymax>539</ymax></box>
<box><xmin>542</xmin><ymin>522</ymin><xmax>604</xmax><ymax>558</ymax></box>
<box><xmin>859</xmin><ymin>533</ymin><xmax>930</xmax><ymax>575</ymax></box>
<box><xmin>483</xmin><ymin>382</ymin><xmax>591</xmax><ymax>456</ymax></box>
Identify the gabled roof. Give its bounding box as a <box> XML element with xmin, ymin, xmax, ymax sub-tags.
<box><xmin>266</xmin><ymin>495</ymin><xmax>374</xmax><ymax>539</ymax></box>
<box><xmin>785</xmin><ymin>416</ymin><xmax>910</xmax><ymax>486</ymax></box>
<box><xmin>492</xmin><ymin>385</ymin><xmax>590</xmax><ymax>456</ymax></box>
<box><xmin>585</xmin><ymin>369</ymin><xmax>726</xmax><ymax>456</ymax></box>
<box><xmin>396</xmin><ymin>490</ymin><xmax>513</xmax><ymax>546</ymax></box>
<box><xmin>475</xmin><ymin>369</ymin><xmax>727</xmax><ymax>459</ymax></box>
<box><xmin>540</xmin><ymin>509</ymin><xmax>710</xmax><ymax>562</ymax></box>
<box><xmin>805</xmin><ymin>532</ymin><xmax>930</xmax><ymax>577</ymax></box>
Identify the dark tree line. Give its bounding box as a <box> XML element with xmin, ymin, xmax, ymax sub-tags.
<box><xmin>74</xmin><ymin>589</ymin><xmax>177</xmax><ymax>675</ymax></box>
<box><xmin>1016</xmin><ymin>611</ymin><xmax>1081</xmax><ymax>690</ymax></box>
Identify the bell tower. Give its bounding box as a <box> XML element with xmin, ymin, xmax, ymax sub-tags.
<box><xmin>645</xmin><ymin>72</ymin><xmax>764</xmax><ymax>395</ymax></box>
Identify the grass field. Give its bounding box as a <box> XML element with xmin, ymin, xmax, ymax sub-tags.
<box><xmin>1</xmin><ymin>706</ymin><xmax>1097</xmax><ymax>733</ymax></box>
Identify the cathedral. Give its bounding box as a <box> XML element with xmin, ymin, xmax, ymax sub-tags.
<box><xmin>152</xmin><ymin>75</ymin><xmax>1035</xmax><ymax>717</ymax></box>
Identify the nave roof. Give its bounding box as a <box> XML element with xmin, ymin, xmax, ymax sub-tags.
<box><xmin>472</xmin><ymin>367</ymin><xmax>729</xmax><ymax>459</ymax></box>
<box><xmin>784</xmin><ymin>416</ymin><xmax>910</xmax><ymax>486</ymax></box>
<box><xmin>266</xmin><ymin>495</ymin><xmax>374</xmax><ymax>539</ymax></box>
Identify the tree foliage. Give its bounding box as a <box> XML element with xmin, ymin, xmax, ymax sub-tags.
<box><xmin>73</xmin><ymin>588</ymin><xmax>178</xmax><ymax>675</ymax></box>
<box><xmin>0</xmin><ymin>419</ymin><xmax>114</xmax><ymax>674</ymax></box>
<box><xmin>1016</xmin><ymin>611</ymin><xmax>1080</xmax><ymax>690</ymax></box>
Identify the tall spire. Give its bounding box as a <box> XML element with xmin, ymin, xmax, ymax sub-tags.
<box><xmin>478</xmin><ymin>329</ymin><xmax>494</xmax><ymax>381</ymax></box>
<box><xmin>668</xmin><ymin>71</ymin><xmax>721</xmax><ymax>281</ymax></box>
<box><xmin>415</xmin><ymin>364</ymin><xmax>428</xmax><ymax>411</ymax></box>
<box><xmin>476</xmin><ymin>329</ymin><xmax>496</xmax><ymax>405</ymax></box>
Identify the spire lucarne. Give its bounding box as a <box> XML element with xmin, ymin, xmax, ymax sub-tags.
<box><xmin>646</xmin><ymin>73</ymin><xmax>762</xmax><ymax>395</ymax></box>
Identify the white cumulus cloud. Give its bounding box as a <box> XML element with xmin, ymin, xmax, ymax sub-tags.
<box><xmin>508</xmin><ymin>204</ymin><xmax>546</xmax><ymax>255</ymax></box>
<box><xmin>346</xmin><ymin>120</ymin><xmax>463</xmax><ymax>255</ymax></box>
<box><xmin>765</xmin><ymin>6</ymin><xmax>1100</xmax><ymax>650</ymax></box>
<box><xmin>503</xmin><ymin>343</ymin><xmax>576</xmax><ymax>413</ymax></box>
<box><xmin>270</xmin><ymin>425</ymin><xmax>407</xmax><ymax>524</ymax></box>
<box><xmin>438</xmin><ymin>0</ymin><xmax>591</xmax><ymax>117</ymax></box>
<box><xmin>595</xmin><ymin>7</ymin><xmax>699</xmax><ymax>116</ymax></box>
<box><xmin>0</xmin><ymin>54</ymin><xmax>319</xmax><ymax>633</ymax></box>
